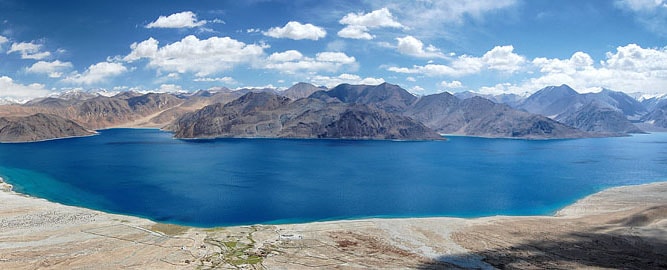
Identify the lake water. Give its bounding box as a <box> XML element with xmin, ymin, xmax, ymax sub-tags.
<box><xmin>0</xmin><ymin>128</ymin><xmax>666</xmax><ymax>227</ymax></box>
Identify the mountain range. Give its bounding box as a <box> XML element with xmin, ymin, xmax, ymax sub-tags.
<box><xmin>1</xmin><ymin>82</ymin><xmax>666</xmax><ymax>142</ymax></box>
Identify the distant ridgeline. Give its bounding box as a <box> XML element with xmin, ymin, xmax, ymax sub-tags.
<box><xmin>2</xmin><ymin>82</ymin><xmax>666</xmax><ymax>142</ymax></box>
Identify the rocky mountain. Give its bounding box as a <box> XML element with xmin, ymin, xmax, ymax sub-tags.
<box><xmin>308</xmin><ymin>84</ymin><xmax>587</xmax><ymax>139</ymax></box>
<box><xmin>168</xmin><ymin>92</ymin><xmax>441</xmax><ymax>140</ymax></box>
<box><xmin>454</xmin><ymin>91</ymin><xmax>525</xmax><ymax>107</ymax></box>
<box><xmin>310</xmin><ymin>83</ymin><xmax>418</xmax><ymax>113</ymax></box>
<box><xmin>563</xmin><ymin>101</ymin><xmax>644</xmax><ymax>134</ymax></box>
<box><xmin>406</xmin><ymin>93</ymin><xmax>587</xmax><ymax>139</ymax></box>
<box><xmin>280</xmin><ymin>82</ymin><xmax>327</xmax><ymax>99</ymax></box>
<box><xmin>641</xmin><ymin>94</ymin><xmax>667</xmax><ymax>112</ymax></box>
<box><xmin>0</xmin><ymin>113</ymin><xmax>95</xmax><ymax>143</ymax></box>
<box><xmin>517</xmin><ymin>84</ymin><xmax>582</xmax><ymax>119</ymax></box>
<box><xmin>516</xmin><ymin>85</ymin><xmax>644</xmax><ymax>134</ymax></box>
<box><xmin>641</xmin><ymin>102</ymin><xmax>667</xmax><ymax>128</ymax></box>
<box><xmin>12</xmin><ymin>92</ymin><xmax>185</xmax><ymax>129</ymax></box>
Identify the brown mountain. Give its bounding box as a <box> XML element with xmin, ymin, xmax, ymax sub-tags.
<box><xmin>11</xmin><ymin>93</ymin><xmax>185</xmax><ymax>129</ymax></box>
<box><xmin>310</xmin><ymin>84</ymin><xmax>589</xmax><ymax>139</ymax></box>
<box><xmin>406</xmin><ymin>94</ymin><xmax>588</xmax><ymax>139</ymax></box>
<box><xmin>168</xmin><ymin>92</ymin><xmax>441</xmax><ymax>140</ymax></box>
<box><xmin>0</xmin><ymin>113</ymin><xmax>95</xmax><ymax>143</ymax></box>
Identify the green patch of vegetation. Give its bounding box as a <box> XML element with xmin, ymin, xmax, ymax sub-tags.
<box><xmin>199</xmin><ymin>226</ymin><xmax>265</xmax><ymax>268</ymax></box>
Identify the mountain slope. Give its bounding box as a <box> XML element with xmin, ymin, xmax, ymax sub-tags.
<box><xmin>168</xmin><ymin>92</ymin><xmax>441</xmax><ymax>140</ymax></box>
<box><xmin>310</xmin><ymin>82</ymin><xmax>417</xmax><ymax>113</ymax></box>
<box><xmin>517</xmin><ymin>85</ymin><xmax>644</xmax><ymax>134</ymax></box>
<box><xmin>0</xmin><ymin>113</ymin><xmax>95</xmax><ymax>142</ymax></box>
<box><xmin>563</xmin><ymin>101</ymin><xmax>644</xmax><ymax>134</ymax></box>
<box><xmin>641</xmin><ymin>102</ymin><xmax>667</xmax><ymax>128</ymax></box>
<box><xmin>280</xmin><ymin>82</ymin><xmax>327</xmax><ymax>99</ymax></box>
<box><xmin>407</xmin><ymin>95</ymin><xmax>587</xmax><ymax>139</ymax></box>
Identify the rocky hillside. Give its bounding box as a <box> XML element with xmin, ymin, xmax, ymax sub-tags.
<box><xmin>310</xmin><ymin>84</ymin><xmax>588</xmax><ymax>139</ymax></box>
<box><xmin>406</xmin><ymin>94</ymin><xmax>588</xmax><ymax>139</ymax></box>
<box><xmin>13</xmin><ymin>92</ymin><xmax>185</xmax><ymax>129</ymax></box>
<box><xmin>310</xmin><ymin>83</ymin><xmax>418</xmax><ymax>113</ymax></box>
<box><xmin>563</xmin><ymin>101</ymin><xmax>644</xmax><ymax>134</ymax></box>
<box><xmin>168</xmin><ymin>92</ymin><xmax>441</xmax><ymax>140</ymax></box>
<box><xmin>280</xmin><ymin>82</ymin><xmax>327</xmax><ymax>99</ymax></box>
<box><xmin>0</xmin><ymin>113</ymin><xmax>95</xmax><ymax>143</ymax></box>
<box><xmin>516</xmin><ymin>85</ymin><xmax>644</xmax><ymax>134</ymax></box>
<box><xmin>641</xmin><ymin>102</ymin><xmax>667</xmax><ymax>128</ymax></box>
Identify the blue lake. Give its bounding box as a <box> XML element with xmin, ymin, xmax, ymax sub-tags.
<box><xmin>0</xmin><ymin>128</ymin><xmax>666</xmax><ymax>227</ymax></box>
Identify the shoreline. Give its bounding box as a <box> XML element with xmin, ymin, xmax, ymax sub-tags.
<box><xmin>0</xmin><ymin>176</ymin><xmax>665</xmax><ymax>269</ymax></box>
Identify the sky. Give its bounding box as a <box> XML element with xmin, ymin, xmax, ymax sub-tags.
<box><xmin>0</xmin><ymin>0</ymin><xmax>666</xmax><ymax>102</ymax></box>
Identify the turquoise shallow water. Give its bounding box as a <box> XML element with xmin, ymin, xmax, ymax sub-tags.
<box><xmin>0</xmin><ymin>129</ymin><xmax>666</xmax><ymax>227</ymax></box>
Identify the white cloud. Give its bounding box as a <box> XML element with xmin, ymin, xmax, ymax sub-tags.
<box><xmin>396</xmin><ymin>35</ymin><xmax>445</xmax><ymax>58</ymax></box>
<box><xmin>388</xmin><ymin>45</ymin><xmax>523</xmax><ymax>76</ymax></box>
<box><xmin>145</xmin><ymin>11</ymin><xmax>206</xmax><ymax>29</ymax></box>
<box><xmin>615</xmin><ymin>0</ymin><xmax>667</xmax><ymax>35</ymax></box>
<box><xmin>7</xmin><ymin>42</ymin><xmax>51</xmax><ymax>60</ymax></box>
<box><xmin>409</xmin><ymin>85</ymin><xmax>425</xmax><ymax>92</ymax></box>
<box><xmin>155</xmin><ymin>84</ymin><xmax>185</xmax><ymax>93</ymax></box>
<box><xmin>26</xmin><ymin>60</ymin><xmax>73</xmax><ymax>78</ymax></box>
<box><xmin>477</xmin><ymin>44</ymin><xmax>667</xmax><ymax>95</ymax></box>
<box><xmin>309</xmin><ymin>73</ymin><xmax>385</xmax><ymax>88</ymax></box>
<box><xmin>265</xmin><ymin>50</ymin><xmax>357</xmax><ymax>74</ymax></box>
<box><xmin>388</xmin><ymin>57</ymin><xmax>483</xmax><ymax>77</ymax></box>
<box><xmin>338</xmin><ymin>8</ymin><xmax>404</xmax><ymax>40</ymax></box>
<box><xmin>62</xmin><ymin>61</ymin><xmax>127</xmax><ymax>85</ymax></box>
<box><xmin>0</xmin><ymin>35</ymin><xmax>8</xmax><ymax>45</ymax></box>
<box><xmin>441</xmin><ymin>80</ymin><xmax>463</xmax><ymax>88</ymax></box>
<box><xmin>263</xmin><ymin>21</ymin><xmax>326</xmax><ymax>40</ymax></box>
<box><xmin>481</xmin><ymin>45</ymin><xmax>525</xmax><ymax>73</ymax></box>
<box><xmin>0</xmin><ymin>76</ymin><xmax>52</xmax><ymax>102</ymax></box>
<box><xmin>533</xmin><ymin>51</ymin><xmax>594</xmax><ymax>74</ymax></box>
<box><xmin>267</xmin><ymin>50</ymin><xmax>303</xmax><ymax>62</ymax></box>
<box><xmin>124</xmin><ymin>35</ymin><xmax>266</xmax><ymax>77</ymax></box>
<box><xmin>603</xmin><ymin>43</ymin><xmax>667</xmax><ymax>71</ymax></box>
<box><xmin>193</xmin><ymin>76</ymin><xmax>237</xmax><ymax>84</ymax></box>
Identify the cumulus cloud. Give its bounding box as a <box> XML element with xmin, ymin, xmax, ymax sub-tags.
<box><xmin>145</xmin><ymin>11</ymin><xmax>206</xmax><ymax>28</ymax></box>
<box><xmin>62</xmin><ymin>61</ymin><xmax>127</xmax><ymax>85</ymax></box>
<box><xmin>308</xmin><ymin>73</ymin><xmax>385</xmax><ymax>88</ymax></box>
<box><xmin>441</xmin><ymin>80</ymin><xmax>463</xmax><ymax>88</ymax></box>
<box><xmin>477</xmin><ymin>44</ymin><xmax>667</xmax><ymax>95</ymax></box>
<box><xmin>267</xmin><ymin>50</ymin><xmax>303</xmax><ymax>62</ymax></box>
<box><xmin>26</xmin><ymin>60</ymin><xmax>73</xmax><ymax>78</ymax></box>
<box><xmin>388</xmin><ymin>45</ymin><xmax>524</xmax><ymax>76</ymax></box>
<box><xmin>396</xmin><ymin>35</ymin><xmax>445</xmax><ymax>58</ymax></box>
<box><xmin>338</xmin><ymin>8</ymin><xmax>404</xmax><ymax>40</ymax></box>
<box><xmin>0</xmin><ymin>76</ymin><xmax>52</xmax><ymax>102</ymax></box>
<box><xmin>533</xmin><ymin>51</ymin><xmax>594</xmax><ymax>74</ymax></box>
<box><xmin>481</xmin><ymin>45</ymin><xmax>525</xmax><ymax>73</ymax></box>
<box><xmin>0</xmin><ymin>35</ymin><xmax>8</xmax><ymax>45</ymax></box>
<box><xmin>615</xmin><ymin>0</ymin><xmax>667</xmax><ymax>35</ymax></box>
<box><xmin>124</xmin><ymin>35</ymin><xmax>266</xmax><ymax>77</ymax></box>
<box><xmin>7</xmin><ymin>41</ymin><xmax>51</xmax><ymax>60</ymax></box>
<box><xmin>263</xmin><ymin>21</ymin><xmax>326</xmax><ymax>40</ymax></box>
<box><xmin>265</xmin><ymin>50</ymin><xmax>357</xmax><ymax>74</ymax></box>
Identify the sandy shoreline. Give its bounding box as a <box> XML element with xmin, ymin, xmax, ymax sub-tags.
<box><xmin>0</xmin><ymin>178</ymin><xmax>665</xmax><ymax>269</ymax></box>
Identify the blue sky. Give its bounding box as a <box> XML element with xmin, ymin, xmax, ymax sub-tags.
<box><xmin>1</xmin><ymin>0</ymin><xmax>666</xmax><ymax>102</ymax></box>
